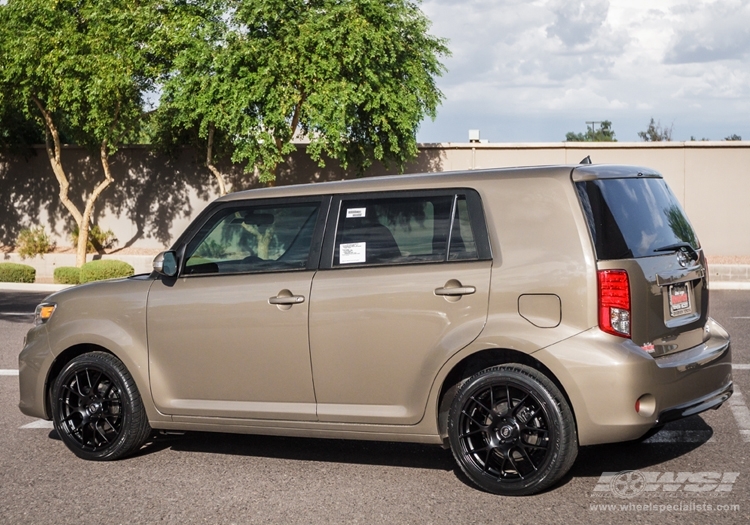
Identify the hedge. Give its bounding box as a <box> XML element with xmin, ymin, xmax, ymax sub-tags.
<box><xmin>0</xmin><ymin>262</ymin><xmax>36</xmax><ymax>283</ymax></box>
<box><xmin>79</xmin><ymin>260</ymin><xmax>134</xmax><ymax>283</ymax></box>
<box><xmin>54</xmin><ymin>266</ymin><xmax>81</xmax><ymax>285</ymax></box>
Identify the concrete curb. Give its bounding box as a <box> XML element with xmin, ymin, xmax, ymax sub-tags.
<box><xmin>0</xmin><ymin>283</ymin><xmax>72</xmax><ymax>292</ymax></box>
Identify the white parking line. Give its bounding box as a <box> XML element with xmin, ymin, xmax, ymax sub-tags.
<box><xmin>0</xmin><ymin>369</ymin><xmax>19</xmax><ymax>376</ymax></box>
<box><xmin>20</xmin><ymin>420</ymin><xmax>54</xmax><ymax>429</ymax></box>
<box><xmin>729</xmin><ymin>386</ymin><xmax>750</xmax><ymax>443</ymax></box>
<box><xmin>734</xmin><ymin>364</ymin><xmax>750</xmax><ymax>370</ymax></box>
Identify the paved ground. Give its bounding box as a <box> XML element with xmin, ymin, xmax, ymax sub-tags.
<box><xmin>0</xmin><ymin>290</ymin><xmax>748</xmax><ymax>524</ymax></box>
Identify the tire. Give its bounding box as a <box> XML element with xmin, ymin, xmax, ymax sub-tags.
<box><xmin>51</xmin><ymin>352</ymin><xmax>152</xmax><ymax>461</ymax></box>
<box><xmin>447</xmin><ymin>364</ymin><xmax>578</xmax><ymax>496</ymax></box>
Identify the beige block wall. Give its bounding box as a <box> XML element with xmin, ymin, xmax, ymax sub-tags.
<box><xmin>1</xmin><ymin>142</ymin><xmax>748</xmax><ymax>256</ymax></box>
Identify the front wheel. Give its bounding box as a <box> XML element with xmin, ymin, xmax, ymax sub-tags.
<box><xmin>447</xmin><ymin>364</ymin><xmax>577</xmax><ymax>496</ymax></box>
<box><xmin>51</xmin><ymin>352</ymin><xmax>152</xmax><ymax>460</ymax></box>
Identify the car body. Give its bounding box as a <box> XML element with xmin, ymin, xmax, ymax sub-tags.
<box><xmin>19</xmin><ymin>164</ymin><xmax>732</xmax><ymax>495</ymax></box>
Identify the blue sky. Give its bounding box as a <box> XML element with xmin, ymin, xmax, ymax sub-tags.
<box><xmin>416</xmin><ymin>0</ymin><xmax>750</xmax><ymax>143</ymax></box>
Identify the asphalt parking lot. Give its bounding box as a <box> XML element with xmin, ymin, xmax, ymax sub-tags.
<box><xmin>1</xmin><ymin>289</ymin><xmax>749</xmax><ymax>524</ymax></box>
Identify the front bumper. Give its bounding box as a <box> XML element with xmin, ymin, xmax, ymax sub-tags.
<box><xmin>535</xmin><ymin>317</ymin><xmax>732</xmax><ymax>446</ymax></box>
<box><xmin>18</xmin><ymin>324</ymin><xmax>54</xmax><ymax>420</ymax></box>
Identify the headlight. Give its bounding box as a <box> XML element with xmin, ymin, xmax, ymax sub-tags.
<box><xmin>34</xmin><ymin>303</ymin><xmax>56</xmax><ymax>326</ymax></box>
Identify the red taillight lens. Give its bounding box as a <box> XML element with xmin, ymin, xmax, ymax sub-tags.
<box><xmin>598</xmin><ymin>270</ymin><xmax>631</xmax><ymax>338</ymax></box>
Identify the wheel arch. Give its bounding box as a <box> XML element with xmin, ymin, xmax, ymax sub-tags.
<box><xmin>435</xmin><ymin>348</ymin><xmax>578</xmax><ymax>443</ymax></box>
<box><xmin>44</xmin><ymin>344</ymin><xmax>117</xmax><ymax>419</ymax></box>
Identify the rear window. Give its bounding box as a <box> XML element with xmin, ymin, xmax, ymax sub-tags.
<box><xmin>575</xmin><ymin>178</ymin><xmax>699</xmax><ymax>260</ymax></box>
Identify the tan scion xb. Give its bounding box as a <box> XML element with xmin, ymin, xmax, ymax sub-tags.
<box><xmin>19</xmin><ymin>163</ymin><xmax>732</xmax><ymax>496</ymax></box>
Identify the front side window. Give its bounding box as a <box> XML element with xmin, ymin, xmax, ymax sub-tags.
<box><xmin>183</xmin><ymin>202</ymin><xmax>320</xmax><ymax>275</ymax></box>
<box><xmin>333</xmin><ymin>194</ymin><xmax>477</xmax><ymax>267</ymax></box>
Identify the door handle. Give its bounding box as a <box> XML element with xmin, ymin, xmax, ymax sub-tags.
<box><xmin>269</xmin><ymin>295</ymin><xmax>305</xmax><ymax>305</ymax></box>
<box><xmin>434</xmin><ymin>285</ymin><xmax>476</xmax><ymax>296</ymax></box>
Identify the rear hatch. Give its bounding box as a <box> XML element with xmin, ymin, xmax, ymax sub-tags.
<box><xmin>573</xmin><ymin>165</ymin><xmax>707</xmax><ymax>357</ymax></box>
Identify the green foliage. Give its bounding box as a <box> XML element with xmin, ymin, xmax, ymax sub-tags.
<box><xmin>70</xmin><ymin>225</ymin><xmax>118</xmax><ymax>254</ymax></box>
<box><xmin>193</xmin><ymin>239</ymin><xmax>228</xmax><ymax>260</ymax></box>
<box><xmin>0</xmin><ymin>0</ymin><xmax>170</xmax><ymax>150</ymax></box>
<box><xmin>0</xmin><ymin>262</ymin><xmax>36</xmax><ymax>283</ymax></box>
<box><xmin>725</xmin><ymin>134</ymin><xmax>742</xmax><ymax>141</ymax></box>
<box><xmin>638</xmin><ymin>118</ymin><xmax>672</xmax><ymax>142</ymax></box>
<box><xmin>565</xmin><ymin>121</ymin><xmax>617</xmax><ymax>142</ymax></box>
<box><xmin>79</xmin><ymin>260</ymin><xmax>134</xmax><ymax>283</ymax></box>
<box><xmin>54</xmin><ymin>266</ymin><xmax>81</xmax><ymax>285</ymax></box>
<box><xmin>157</xmin><ymin>0</ymin><xmax>450</xmax><ymax>183</ymax></box>
<box><xmin>16</xmin><ymin>226</ymin><xmax>54</xmax><ymax>259</ymax></box>
<box><xmin>665</xmin><ymin>205</ymin><xmax>698</xmax><ymax>248</ymax></box>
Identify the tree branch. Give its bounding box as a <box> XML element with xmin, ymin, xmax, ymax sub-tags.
<box><xmin>31</xmin><ymin>96</ymin><xmax>83</xmax><ymax>226</ymax></box>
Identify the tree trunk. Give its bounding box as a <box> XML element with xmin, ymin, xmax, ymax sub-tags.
<box><xmin>33</xmin><ymin>97</ymin><xmax>118</xmax><ymax>267</ymax></box>
<box><xmin>207</xmin><ymin>124</ymin><xmax>228</xmax><ymax>196</ymax></box>
<box><xmin>74</xmin><ymin>141</ymin><xmax>115</xmax><ymax>266</ymax></box>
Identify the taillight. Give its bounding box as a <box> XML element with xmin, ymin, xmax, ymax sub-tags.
<box><xmin>598</xmin><ymin>270</ymin><xmax>630</xmax><ymax>338</ymax></box>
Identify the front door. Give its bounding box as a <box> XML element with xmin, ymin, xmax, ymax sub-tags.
<box><xmin>147</xmin><ymin>198</ymin><xmax>324</xmax><ymax>421</ymax></box>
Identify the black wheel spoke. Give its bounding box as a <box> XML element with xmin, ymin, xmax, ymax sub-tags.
<box><xmin>512</xmin><ymin>394</ymin><xmax>530</xmax><ymax>414</ymax></box>
<box><xmin>469</xmin><ymin>394</ymin><xmax>492</xmax><ymax>415</ymax></box>
<box><xmin>461</xmin><ymin>409</ymin><xmax>487</xmax><ymax>428</ymax></box>
<box><xmin>517</xmin><ymin>445</ymin><xmax>539</xmax><ymax>472</ymax></box>
<box><xmin>505</xmin><ymin>385</ymin><xmax>513</xmax><ymax>412</ymax></box>
<box><xmin>459</xmin><ymin>428</ymin><xmax>485</xmax><ymax>439</ymax></box>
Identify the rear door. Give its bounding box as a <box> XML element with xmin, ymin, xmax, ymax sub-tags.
<box><xmin>308</xmin><ymin>189</ymin><xmax>492</xmax><ymax>425</ymax></box>
<box><xmin>574</xmin><ymin>167</ymin><xmax>707</xmax><ymax>356</ymax></box>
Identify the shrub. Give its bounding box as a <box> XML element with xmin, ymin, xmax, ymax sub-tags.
<box><xmin>54</xmin><ymin>266</ymin><xmax>80</xmax><ymax>285</ymax></box>
<box><xmin>16</xmin><ymin>226</ymin><xmax>54</xmax><ymax>259</ymax></box>
<box><xmin>0</xmin><ymin>262</ymin><xmax>36</xmax><ymax>283</ymax></box>
<box><xmin>79</xmin><ymin>260</ymin><xmax>134</xmax><ymax>283</ymax></box>
<box><xmin>70</xmin><ymin>225</ymin><xmax>118</xmax><ymax>253</ymax></box>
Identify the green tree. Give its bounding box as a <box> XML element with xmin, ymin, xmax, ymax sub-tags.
<box><xmin>565</xmin><ymin>120</ymin><xmax>616</xmax><ymax>142</ymax></box>
<box><xmin>638</xmin><ymin>118</ymin><xmax>672</xmax><ymax>142</ymax></box>
<box><xmin>0</xmin><ymin>0</ymin><xmax>169</xmax><ymax>266</ymax></box>
<box><xmin>157</xmin><ymin>0</ymin><xmax>449</xmax><ymax>191</ymax></box>
<box><xmin>725</xmin><ymin>134</ymin><xmax>742</xmax><ymax>141</ymax></box>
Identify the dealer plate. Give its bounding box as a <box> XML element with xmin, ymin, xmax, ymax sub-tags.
<box><xmin>669</xmin><ymin>282</ymin><xmax>692</xmax><ymax>317</ymax></box>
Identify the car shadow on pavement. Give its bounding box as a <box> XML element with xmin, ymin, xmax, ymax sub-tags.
<box><xmin>568</xmin><ymin>415</ymin><xmax>714</xmax><ymax>479</ymax></box>
<box><xmin>135</xmin><ymin>431</ymin><xmax>457</xmax><ymax>471</ymax></box>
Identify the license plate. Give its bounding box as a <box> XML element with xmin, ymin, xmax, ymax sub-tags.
<box><xmin>669</xmin><ymin>282</ymin><xmax>691</xmax><ymax>317</ymax></box>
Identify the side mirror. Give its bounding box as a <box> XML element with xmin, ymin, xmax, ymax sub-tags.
<box><xmin>153</xmin><ymin>251</ymin><xmax>178</xmax><ymax>277</ymax></box>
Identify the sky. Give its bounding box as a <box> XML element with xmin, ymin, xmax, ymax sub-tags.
<box><xmin>416</xmin><ymin>0</ymin><xmax>750</xmax><ymax>143</ymax></box>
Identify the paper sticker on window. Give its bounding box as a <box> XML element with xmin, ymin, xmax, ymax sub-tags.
<box><xmin>340</xmin><ymin>242</ymin><xmax>366</xmax><ymax>264</ymax></box>
<box><xmin>346</xmin><ymin>208</ymin><xmax>366</xmax><ymax>219</ymax></box>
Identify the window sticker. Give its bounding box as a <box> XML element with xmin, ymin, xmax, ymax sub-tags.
<box><xmin>340</xmin><ymin>242</ymin><xmax>366</xmax><ymax>264</ymax></box>
<box><xmin>346</xmin><ymin>207</ymin><xmax>367</xmax><ymax>219</ymax></box>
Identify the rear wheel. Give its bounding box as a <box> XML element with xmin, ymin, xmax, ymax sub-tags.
<box><xmin>51</xmin><ymin>352</ymin><xmax>151</xmax><ymax>460</ymax></box>
<box><xmin>447</xmin><ymin>364</ymin><xmax>577</xmax><ymax>495</ymax></box>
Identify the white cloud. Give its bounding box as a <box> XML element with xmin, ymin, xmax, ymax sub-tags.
<box><xmin>418</xmin><ymin>0</ymin><xmax>750</xmax><ymax>142</ymax></box>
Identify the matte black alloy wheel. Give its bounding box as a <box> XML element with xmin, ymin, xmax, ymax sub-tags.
<box><xmin>57</xmin><ymin>365</ymin><xmax>123</xmax><ymax>451</ymax></box>
<box><xmin>457</xmin><ymin>379</ymin><xmax>554</xmax><ymax>481</ymax></box>
<box><xmin>52</xmin><ymin>352</ymin><xmax>151</xmax><ymax>460</ymax></box>
<box><xmin>448</xmin><ymin>365</ymin><xmax>577</xmax><ymax>496</ymax></box>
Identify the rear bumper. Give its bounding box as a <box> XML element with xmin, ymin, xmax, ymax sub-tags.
<box><xmin>535</xmin><ymin>317</ymin><xmax>732</xmax><ymax>446</ymax></box>
<box><xmin>657</xmin><ymin>381</ymin><xmax>733</xmax><ymax>425</ymax></box>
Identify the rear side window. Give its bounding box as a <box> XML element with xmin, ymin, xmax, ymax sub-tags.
<box><xmin>576</xmin><ymin>178</ymin><xmax>699</xmax><ymax>260</ymax></box>
<box><xmin>332</xmin><ymin>194</ymin><xmax>479</xmax><ymax>267</ymax></box>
